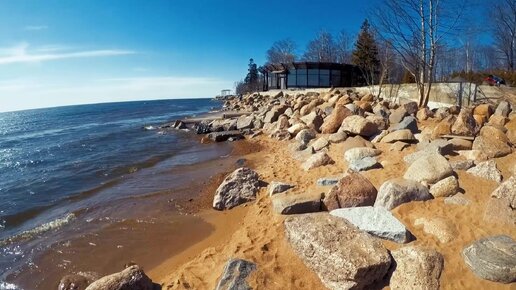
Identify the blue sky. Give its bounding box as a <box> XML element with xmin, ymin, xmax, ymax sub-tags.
<box><xmin>0</xmin><ymin>0</ymin><xmax>483</xmax><ymax>112</ymax></box>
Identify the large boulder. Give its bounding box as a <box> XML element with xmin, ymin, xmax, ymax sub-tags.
<box><xmin>207</xmin><ymin>131</ymin><xmax>244</xmax><ymax>142</ymax></box>
<box><xmin>374</xmin><ymin>178</ymin><xmax>432</xmax><ymax>210</ymax></box>
<box><xmin>272</xmin><ymin>192</ymin><xmax>322</xmax><ymax>214</ymax></box>
<box><xmin>215</xmin><ymin>259</ymin><xmax>257</xmax><ymax>290</ymax></box>
<box><xmin>213</xmin><ymin>168</ymin><xmax>260</xmax><ymax>210</ymax></box>
<box><xmin>300</xmin><ymin>111</ymin><xmax>324</xmax><ymax>132</ymax></box>
<box><xmin>301</xmin><ymin>152</ymin><xmax>335</xmax><ymax>171</ymax></box>
<box><xmin>431</xmin><ymin>115</ymin><xmax>456</xmax><ymax>139</ymax></box>
<box><xmin>85</xmin><ymin>265</ymin><xmax>155</xmax><ymax>290</ymax></box>
<box><xmin>323</xmin><ymin>172</ymin><xmax>378</xmax><ymax>210</ymax></box>
<box><xmin>389</xmin><ymin>107</ymin><xmax>408</xmax><ymax>124</ymax></box>
<box><xmin>344</xmin><ymin>147</ymin><xmax>381</xmax><ymax>163</ymax></box>
<box><xmin>462</xmin><ymin>235</ymin><xmax>516</xmax><ymax>283</ymax></box>
<box><xmin>284</xmin><ymin>214</ymin><xmax>392</xmax><ymax>290</ymax></box>
<box><xmin>348</xmin><ymin>156</ymin><xmax>381</xmax><ymax>172</ymax></box>
<box><xmin>494</xmin><ymin>101</ymin><xmax>511</xmax><ymax>117</ymax></box>
<box><xmin>236</xmin><ymin>115</ymin><xmax>254</xmax><ymax>130</ymax></box>
<box><xmin>390</xmin><ymin>246</ymin><xmax>444</xmax><ymax>290</ymax></box>
<box><xmin>506</xmin><ymin>117</ymin><xmax>516</xmax><ymax>144</ymax></box>
<box><xmin>321</xmin><ymin>105</ymin><xmax>353</xmax><ymax>134</ymax></box>
<box><xmin>472</xmin><ymin>136</ymin><xmax>511</xmax><ymax>159</ymax></box>
<box><xmin>466</xmin><ymin>160</ymin><xmax>502</xmax><ymax>183</ymax></box>
<box><xmin>380</xmin><ymin>129</ymin><xmax>416</xmax><ymax>143</ymax></box>
<box><xmin>341</xmin><ymin>135</ymin><xmax>375</xmax><ymax>151</ymax></box>
<box><xmin>414</xmin><ymin>217</ymin><xmax>458</xmax><ymax>243</ymax></box>
<box><xmin>330</xmin><ymin>206</ymin><xmax>412</xmax><ymax>243</ymax></box>
<box><xmin>295</xmin><ymin>128</ymin><xmax>317</xmax><ymax>145</ymax></box>
<box><xmin>390</xmin><ymin>116</ymin><xmax>418</xmax><ymax>134</ymax></box>
<box><xmin>491</xmin><ymin>176</ymin><xmax>516</xmax><ymax>208</ymax></box>
<box><xmin>341</xmin><ymin>115</ymin><xmax>379</xmax><ymax>137</ymax></box>
<box><xmin>404</xmin><ymin>153</ymin><xmax>453</xmax><ymax>184</ymax></box>
<box><xmin>451</xmin><ymin>107</ymin><xmax>478</xmax><ymax>136</ymax></box>
<box><xmin>264</xmin><ymin>109</ymin><xmax>281</xmax><ymax>123</ymax></box>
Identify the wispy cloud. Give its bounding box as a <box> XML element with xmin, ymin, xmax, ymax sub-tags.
<box><xmin>0</xmin><ymin>76</ymin><xmax>231</xmax><ymax>112</ymax></box>
<box><xmin>24</xmin><ymin>25</ymin><xmax>48</xmax><ymax>31</ymax></box>
<box><xmin>0</xmin><ymin>43</ymin><xmax>135</xmax><ymax>65</ymax></box>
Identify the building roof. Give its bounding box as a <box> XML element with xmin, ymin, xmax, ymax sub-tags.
<box><xmin>264</xmin><ymin>62</ymin><xmax>359</xmax><ymax>72</ymax></box>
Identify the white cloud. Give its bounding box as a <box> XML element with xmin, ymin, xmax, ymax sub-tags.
<box><xmin>24</xmin><ymin>25</ymin><xmax>48</xmax><ymax>31</ymax></box>
<box><xmin>0</xmin><ymin>43</ymin><xmax>135</xmax><ymax>65</ymax></box>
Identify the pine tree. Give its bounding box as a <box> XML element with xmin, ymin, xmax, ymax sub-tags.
<box><xmin>245</xmin><ymin>58</ymin><xmax>259</xmax><ymax>85</ymax></box>
<box><xmin>352</xmin><ymin>19</ymin><xmax>380</xmax><ymax>85</ymax></box>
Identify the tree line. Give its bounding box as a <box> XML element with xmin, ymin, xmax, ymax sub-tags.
<box><xmin>236</xmin><ymin>0</ymin><xmax>515</xmax><ymax>107</ymax></box>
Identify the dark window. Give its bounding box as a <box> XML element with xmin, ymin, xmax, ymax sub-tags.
<box><xmin>320</xmin><ymin>69</ymin><xmax>330</xmax><ymax>87</ymax></box>
<box><xmin>331</xmin><ymin>70</ymin><xmax>341</xmax><ymax>87</ymax></box>
<box><xmin>288</xmin><ymin>69</ymin><xmax>297</xmax><ymax>87</ymax></box>
<box><xmin>297</xmin><ymin>69</ymin><xmax>307</xmax><ymax>87</ymax></box>
<box><xmin>308</xmin><ymin>69</ymin><xmax>319</xmax><ymax>86</ymax></box>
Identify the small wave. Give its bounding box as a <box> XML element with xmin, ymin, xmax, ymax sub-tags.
<box><xmin>0</xmin><ymin>281</ymin><xmax>21</xmax><ymax>290</ymax></box>
<box><xmin>0</xmin><ymin>213</ymin><xmax>76</xmax><ymax>247</ymax></box>
<box><xmin>143</xmin><ymin>125</ymin><xmax>155</xmax><ymax>131</ymax></box>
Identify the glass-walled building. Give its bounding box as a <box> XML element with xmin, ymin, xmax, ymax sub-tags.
<box><xmin>263</xmin><ymin>62</ymin><xmax>365</xmax><ymax>90</ymax></box>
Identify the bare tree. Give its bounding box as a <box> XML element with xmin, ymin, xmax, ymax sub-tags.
<box><xmin>491</xmin><ymin>0</ymin><xmax>516</xmax><ymax>71</ymax></box>
<box><xmin>266</xmin><ymin>39</ymin><xmax>297</xmax><ymax>64</ymax></box>
<box><xmin>335</xmin><ymin>30</ymin><xmax>353</xmax><ymax>63</ymax></box>
<box><xmin>303</xmin><ymin>30</ymin><xmax>337</xmax><ymax>62</ymax></box>
<box><xmin>372</xmin><ymin>0</ymin><xmax>465</xmax><ymax>107</ymax></box>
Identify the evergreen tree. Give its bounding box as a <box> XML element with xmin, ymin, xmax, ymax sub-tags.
<box><xmin>245</xmin><ymin>58</ymin><xmax>259</xmax><ymax>85</ymax></box>
<box><xmin>352</xmin><ymin>19</ymin><xmax>380</xmax><ymax>85</ymax></box>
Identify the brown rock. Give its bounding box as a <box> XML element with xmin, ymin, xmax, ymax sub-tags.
<box><xmin>320</xmin><ymin>105</ymin><xmax>353</xmax><ymax>134</ymax></box>
<box><xmin>432</xmin><ymin>115</ymin><xmax>456</xmax><ymax>139</ymax></box>
<box><xmin>473</xmin><ymin>104</ymin><xmax>494</xmax><ymax>118</ymax></box>
<box><xmin>284</xmin><ymin>214</ymin><xmax>392</xmax><ymax>290</ymax></box>
<box><xmin>341</xmin><ymin>115</ymin><xmax>379</xmax><ymax>137</ymax></box>
<box><xmin>84</xmin><ymin>265</ymin><xmax>155</xmax><ymax>290</ymax></box>
<box><xmin>449</xmin><ymin>138</ymin><xmax>473</xmax><ymax>150</ymax></box>
<box><xmin>488</xmin><ymin>115</ymin><xmax>507</xmax><ymax>127</ymax></box>
<box><xmin>473</xmin><ymin>114</ymin><xmax>488</xmax><ymax>127</ymax></box>
<box><xmin>380</xmin><ymin>129</ymin><xmax>416</xmax><ymax>143</ymax></box>
<box><xmin>483</xmin><ymin>198</ymin><xmax>515</xmax><ymax>225</ymax></box>
<box><xmin>505</xmin><ymin>117</ymin><xmax>516</xmax><ymax>144</ymax></box>
<box><xmin>472</xmin><ymin>136</ymin><xmax>511</xmax><ymax>158</ymax></box>
<box><xmin>323</xmin><ymin>171</ymin><xmax>377</xmax><ymax>210</ymax></box>
<box><xmin>390</xmin><ymin>246</ymin><xmax>444</xmax><ymax>290</ymax></box>
<box><xmin>491</xmin><ymin>176</ymin><xmax>516</xmax><ymax>208</ymax></box>
<box><xmin>341</xmin><ymin>135</ymin><xmax>375</xmax><ymax>152</ymax></box>
<box><xmin>451</xmin><ymin>108</ymin><xmax>478</xmax><ymax>136</ymax></box>
<box><xmin>479</xmin><ymin>125</ymin><xmax>509</xmax><ymax>143</ymax></box>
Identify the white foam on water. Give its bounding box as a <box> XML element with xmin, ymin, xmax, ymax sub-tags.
<box><xmin>0</xmin><ymin>281</ymin><xmax>21</xmax><ymax>290</ymax></box>
<box><xmin>0</xmin><ymin>213</ymin><xmax>76</xmax><ymax>247</ymax></box>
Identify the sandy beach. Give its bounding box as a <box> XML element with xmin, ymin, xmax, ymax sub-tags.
<box><xmin>149</xmin><ymin>117</ymin><xmax>516</xmax><ymax>289</ymax></box>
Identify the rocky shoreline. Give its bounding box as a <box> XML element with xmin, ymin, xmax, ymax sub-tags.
<box><xmin>60</xmin><ymin>89</ymin><xmax>515</xmax><ymax>289</ymax></box>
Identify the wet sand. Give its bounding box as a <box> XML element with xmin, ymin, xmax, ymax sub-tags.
<box><xmin>151</xmin><ymin>129</ymin><xmax>516</xmax><ymax>290</ymax></box>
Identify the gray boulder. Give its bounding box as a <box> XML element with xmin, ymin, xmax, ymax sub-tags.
<box><xmin>316</xmin><ymin>177</ymin><xmax>340</xmax><ymax>186</ymax></box>
<box><xmin>284</xmin><ymin>214</ymin><xmax>392</xmax><ymax>290</ymax></box>
<box><xmin>463</xmin><ymin>235</ymin><xmax>516</xmax><ymax>283</ymax></box>
<box><xmin>236</xmin><ymin>115</ymin><xmax>254</xmax><ymax>130</ymax></box>
<box><xmin>213</xmin><ymin>168</ymin><xmax>260</xmax><ymax>210</ymax></box>
<box><xmin>450</xmin><ymin>159</ymin><xmax>475</xmax><ymax>171</ymax></box>
<box><xmin>391</xmin><ymin>116</ymin><xmax>418</xmax><ymax>133</ymax></box>
<box><xmin>341</xmin><ymin>115</ymin><xmax>379</xmax><ymax>137</ymax></box>
<box><xmin>301</xmin><ymin>152</ymin><xmax>334</xmax><ymax>171</ymax></box>
<box><xmin>344</xmin><ymin>147</ymin><xmax>381</xmax><ymax>163</ymax></box>
<box><xmin>268</xmin><ymin>181</ymin><xmax>294</xmax><ymax>196</ymax></box>
<box><xmin>466</xmin><ymin>160</ymin><xmax>502</xmax><ymax>183</ymax></box>
<box><xmin>491</xmin><ymin>176</ymin><xmax>516</xmax><ymax>208</ymax></box>
<box><xmin>85</xmin><ymin>265</ymin><xmax>155</xmax><ymax>290</ymax></box>
<box><xmin>295</xmin><ymin>128</ymin><xmax>317</xmax><ymax>145</ymax></box>
<box><xmin>348</xmin><ymin>156</ymin><xmax>381</xmax><ymax>172</ymax></box>
<box><xmin>390</xmin><ymin>246</ymin><xmax>444</xmax><ymax>290</ymax></box>
<box><xmin>207</xmin><ymin>131</ymin><xmax>244</xmax><ymax>142</ymax></box>
<box><xmin>311</xmin><ymin>137</ymin><xmax>329</xmax><ymax>151</ymax></box>
<box><xmin>330</xmin><ymin>206</ymin><xmax>412</xmax><ymax>243</ymax></box>
<box><xmin>494</xmin><ymin>101</ymin><xmax>511</xmax><ymax>117</ymax></box>
<box><xmin>215</xmin><ymin>259</ymin><xmax>256</xmax><ymax>290</ymax></box>
<box><xmin>374</xmin><ymin>178</ymin><xmax>432</xmax><ymax>210</ymax></box>
<box><xmin>404</xmin><ymin>153</ymin><xmax>453</xmax><ymax>184</ymax></box>
<box><xmin>389</xmin><ymin>107</ymin><xmax>408</xmax><ymax>124</ymax></box>
<box><xmin>300</xmin><ymin>111</ymin><xmax>324</xmax><ymax>132</ymax></box>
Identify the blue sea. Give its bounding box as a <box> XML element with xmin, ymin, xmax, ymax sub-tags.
<box><xmin>0</xmin><ymin>99</ymin><xmax>233</xmax><ymax>289</ymax></box>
